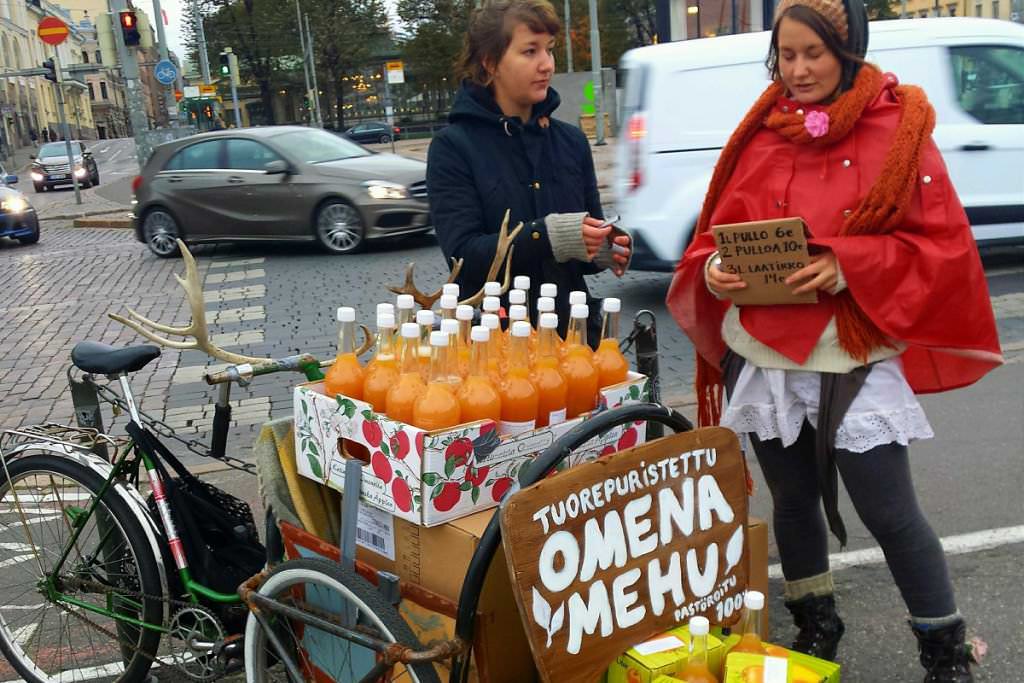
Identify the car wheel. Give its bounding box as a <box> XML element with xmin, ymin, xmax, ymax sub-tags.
<box><xmin>315</xmin><ymin>200</ymin><xmax>365</xmax><ymax>254</ymax></box>
<box><xmin>142</xmin><ymin>208</ymin><xmax>182</xmax><ymax>258</ymax></box>
<box><xmin>91</xmin><ymin>171</ymin><xmax>100</xmax><ymax>185</ymax></box>
<box><xmin>378</xmin><ymin>134</ymin><xmax>391</xmax><ymax>144</ymax></box>
<box><xmin>79</xmin><ymin>175</ymin><xmax>92</xmax><ymax>189</ymax></box>
<box><xmin>16</xmin><ymin>219</ymin><xmax>39</xmax><ymax>245</ymax></box>
<box><xmin>33</xmin><ymin>183</ymin><xmax>43</xmax><ymax>193</ymax></box>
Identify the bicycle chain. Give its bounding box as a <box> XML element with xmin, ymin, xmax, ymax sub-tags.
<box><xmin>85</xmin><ymin>375</ymin><xmax>257</xmax><ymax>476</ymax></box>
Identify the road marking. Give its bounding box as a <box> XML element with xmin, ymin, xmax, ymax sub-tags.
<box><xmin>203</xmin><ymin>284</ymin><xmax>266</xmax><ymax>303</ymax></box>
<box><xmin>12</xmin><ymin>622</ymin><xmax>37</xmax><ymax>646</ymax></box>
<box><xmin>204</xmin><ymin>268</ymin><xmax>265</xmax><ymax>285</ymax></box>
<box><xmin>210</xmin><ymin>330</ymin><xmax>264</xmax><ymax>348</ymax></box>
<box><xmin>172</xmin><ymin>362</ymin><xmax>230</xmax><ymax>385</ymax></box>
<box><xmin>162</xmin><ymin>396</ymin><xmax>271</xmax><ymax>431</ymax></box>
<box><xmin>107</xmin><ymin>148</ymin><xmax>122</xmax><ymax>163</ymax></box>
<box><xmin>0</xmin><ymin>554</ymin><xmax>34</xmax><ymax>569</ymax></box>
<box><xmin>2</xmin><ymin>492</ymin><xmax>93</xmax><ymax>503</ymax></box>
<box><xmin>0</xmin><ymin>514</ymin><xmax>61</xmax><ymax>532</ymax></box>
<box><xmin>209</xmin><ymin>257</ymin><xmax>265</xmax><ymax>268</ymax></box>
<box><xmin>206</xmin><ymin>305</ymin><xmax>265</xmax><ymax>325</ymax></box>
<box><xmin>0</xmin><ymin>603</ymin><xmax>46</xmax><ymax>611</ymax></box>
<box><xmin>0</xmin><ymin>652</ymin><xmax>190</xmax><ymax>682</ymax></box>
<box><xmin>0</xmin><ymin>543</ymin><xmax>35</xmax><ymax>552</ymax></box>
<box><xmin>767</xmin><ymin>524</ymin><xmax>1024</xmax><ymax>579</ymax></box>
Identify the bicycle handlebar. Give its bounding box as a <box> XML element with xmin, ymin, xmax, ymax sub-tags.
<box><xmin>203</xmin><ymin>353</ymin><xmax>323</xmax><ymax>386</ymax></box>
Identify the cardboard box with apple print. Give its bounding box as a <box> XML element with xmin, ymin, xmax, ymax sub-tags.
<box><xmin>294</xmin><ymin>372</ymin><xmax>650</xmax><ymax>526</ymax></box>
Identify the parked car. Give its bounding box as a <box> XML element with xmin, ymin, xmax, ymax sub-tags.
<box><xmin>29</xmin><ymin>140</ymin><xmax>100</xmax><ymax>192</ymax></box>
<box><xmin>0</xmin><ymin>178</ymin><xmax>40</xmax><ymax>245</ymax></box>
<box><xmin>616</xmin><ymin>18</ymin><xmax>1024</xmax><ymax>271</ymax></box>
<box><xmin>132</xmin><ymin>126</ymin><xmax>430</xmax><ymax>257</ymax></box>
<box><xmin>342</xmin><ymin>121</ymin><xmax>402</xmax><ymax>145</ymax></box>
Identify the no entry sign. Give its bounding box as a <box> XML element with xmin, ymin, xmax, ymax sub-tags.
<box><xmin>38</xmin><ymin>17</ymin><xmax>70</xmax><ymax>46</ymax></box>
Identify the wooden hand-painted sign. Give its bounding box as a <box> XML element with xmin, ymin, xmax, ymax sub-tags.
<box><xmin>500</xmin><ymin>427</ymin><xmax>750</xmax><ymax>683</ymax></box>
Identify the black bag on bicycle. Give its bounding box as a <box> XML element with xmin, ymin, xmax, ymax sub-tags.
<box><xmin>129</xmin><ymin>424</ymin><xmax>266</xmax><ymax>595</ymax></box>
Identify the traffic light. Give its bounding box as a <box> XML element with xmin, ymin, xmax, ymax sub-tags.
<box><xmin>41</xmin><ymin>58</ymin><xmax>57</xmax><ymax>83</ymax></box>
<box><xmin>218</xmin><ymin>52</ymin><xmax>230</xmax><ymax>78</ymax></box>
<box><xmin>119</xmin><ymin>10</ymin><xmax>141</xmax><ymax>46</ymax></box>
<box><xmin>202</xmin><ymin>103</ymin><xmax>214</xmax><ymax>121</ymax></box>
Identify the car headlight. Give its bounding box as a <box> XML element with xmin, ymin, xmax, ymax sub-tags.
<box><xmin>30</xmin><ymin>172</ymin><xmax>43</xmax><ymax>182</ymax></box>
<box><xmin>74</xmin><ymin>167</ymin><xmax>87</xmax><ymax>178</ymax></box>
<box><xmin>364</xmin><ymin>181</ymin><xmax>409</xmax><ymax>200</ymax></box>
<box><xmin>2</xmin><ymin>196</ymin><xmax>29</xmax><ymax>214</ymax></box>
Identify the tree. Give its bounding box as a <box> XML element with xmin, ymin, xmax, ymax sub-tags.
<box><xmin>396</xmin><ymin>0</ymin><xmax>473</xmax><ymax>115</ymax></box>
<box><xmin>866</xmin><ymin>0</ymin><xmax>899</xmax><ymax>20</ymax></box>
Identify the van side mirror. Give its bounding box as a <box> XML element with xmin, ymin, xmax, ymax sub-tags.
<box><xmin>264</xmin><ymin>160</ymin><xmax>290</xmax><ymax>175</ymax></box>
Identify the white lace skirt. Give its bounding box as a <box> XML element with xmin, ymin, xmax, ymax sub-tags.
<box><xmin>721</xmin><ymin>358</ymin><xmax>934</xmax><ymax>453</ymax></box>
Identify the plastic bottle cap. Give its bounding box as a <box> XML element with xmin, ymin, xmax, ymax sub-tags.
<box><xmin>569</xmin><ymin>291</ymin><xmax>587</xmax><ymax>306</ymax></box>
<box><xmin>401</xmin><ymin>322</ymin><xmax>419</xmax><ymax>338</ymax></box>
<box><xmin>484</xmin><ymin>281</ymin><xmax>502</xmax><ymax>296</ymax></box>
<box><xmin>471</xmin><ymin>325</ymin><xmax>490</xmax><ymax>343</ymax></box>
<box><xmin>481</xmin><ymin>313</ymin><xmax>500</xmax><ymax>330</ymax></box>
<box><xmin>514</xmin><ymin>275</ymin><xmax>531</xmax><ymax>291</ymax></box>
<box><xmin>539</xmin><ymin>313</ymin><xmax>558</xmax><ymax>329</ymax></box>
<box><xmin>509</xmin><ymin>305</ymin><xmax>528</xmax><ymax>321</ymax></box>
<box><xmin>603</xmin><ymin>297</ymin><xmax>621</xmax><ymax>313</ymax></box>
<box><xmin>377</xmin><ymin>312</ymin><xmax>395</xmax><ymax>329</ymax></box>
<box><xmin>416</xmin><ymin>310</ymin><xmax>435</xmax><ymax>326</ymax></box>
<box><xmin>442</xmin><ymin>283</ymin><xmax>460</xmax><ymax>298</ymax></box>
<box><xmin>376</xmin><ymin>302</ymin><xmax>395</xmax><ymax>316</ymax></box>
<box><xmin>508</xmin><ymin>289</ymin><xmax>527</xmax><ymax>305</ymax></box>
<box><xmin>430</xmin><ymin>330</ymin><xmax>448</xmax><ymax>347</ymax></box>
<box><xmin>396</xmin><ymin>294</ymin><xmax>415</xmax><ymax>310</ymax></box>
<box><xmin>571</xmin><ymin>304</ymin><xmax>589</xmax><ymax>319</ymax></box>
<box><xmin>482</xmin><ymin>296</ymin><xmax>501</xmax><ymax>312</ymax></box>
<box><xmin>440</xmin><ymin>294</ymin><xmax>458</xmax><ymax>310</ymax></box>
<box><xmin>537</xmin><ymin>297</ymin><xmax>555</xmax><ymax>313</ymax></box>
<box><xmin>689</xmin><ymin>616</ymin><xmax>710</xmax><ymax>636</ymax></box>
<box><xmin>440</xmin><ymin>318</ymin><xmax>459</xmax><ymax>334</ymax></box>
<box><xmin>540</xmin><ymin>283</ymin><xmax>557</xmax><ymax>298</ymax></box>
<box><xmin>511</xmin><ymin>321</ymin><xmax>531</xmax><ymax>338</ymax></box>
<box><xmin>456</xmin><ymin>305</ymin><xmax>475</xmax><ymax>321</ymax></box>
<box><xmin>745</xmin><ymin>590</ymin><xmax>765</xmax><ymax>610</ymax></box>
<box><xmin>337</xmin><ymin>307</ymin><xmax>355</xmax><ymax>323</ymax></box>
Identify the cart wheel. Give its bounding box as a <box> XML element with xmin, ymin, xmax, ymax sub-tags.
<box><xmin>449</xmin><ymin>402</ymin><xmax>693</xmax><ymax>683</ymax></box>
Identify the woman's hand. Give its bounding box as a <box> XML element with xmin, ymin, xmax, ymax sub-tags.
<box><xmin>608</xmin><ymin>232</ymin><xmax>631</xmax><ymax>277</ymax></box>
<box><xmin>581</xmin><ymin>216</ymin><xmax>613</xmax><ymax>259</ymax></box>
<box><xmin>707</xmin><ymin>257</ymin><xmax>748</xmax><ymax>298</ymax></box>
<box><xmin>786</xmin><ymin>251</ymin><xmax>839</xmax><ymax>295</ymax></box>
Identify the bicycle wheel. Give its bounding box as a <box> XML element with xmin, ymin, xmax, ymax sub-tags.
<box><xmin>0</xmin><ymin>453</ymin><xmax>163</xmax><ymax>683</ymax></box>
<box><xmin>245</xmin><ymin>557</ymin><xmax>440</xmax><ymax>683</ymax></box>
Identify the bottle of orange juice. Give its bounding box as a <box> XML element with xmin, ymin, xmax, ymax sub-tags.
<box><xmin>396</xmin><ymin>294</ymin><xmax>415</xmax><ymax>327</ymax></box>
<box><xmin>562</xmin><ymin>304</ymin><xmax>599</xmax><ymax>418</ymax></box>
<box><xmin>439</xmin><ymin>293</ymin><xmax>458</xmax><ymax>321</ymax></box>
<box><xmin>443</xmin><ymin>282</ymin><xmax>460</xmax><ymax>299</ymax></box>
<box><xmin>499</xmin><ymin>321</ymin><xmax>539</xmax><ymax>436</ymax></box>
<box><xmin>481</xmin><ymin>313</ymin><xmax>504</xmax><ymax>382</ymax></box>
<box><xmin>413</xmin><ymin>330</ymin><xmax>462</xmax><ymax>431</ymax></box>
<box><xmin>482</xmin><ymin>295</ymin><xmax>502</xmax><ymax>319</ymax></box>
<box><xmin>540</xmin><ymin>282</ymin><xmax>557</xmax><ymax>300</ymax></box>
<box><xmin>439</xmin><ymin>318</ymin><xmax>463</xmax><ymax>387</ymax></box>
<box><xmin>509</xmin><ymin>288</ymin><xmax>528</xmax><ymax>317</ymax></box>
<box><xmin>679</xmin><ymin>616</ymin><xmax>719</xmax><ymax>683</ymax></box>
<box><xmin>455</xmin><ymin>304</ymin><xmax>475</xmax><ymax>376</ymax></box>
<box><xmin>532</xmin><ymin>296</ymin><xmax>556</xmax><ymax>355</ymax></box>
<box><xmin>457</xmin><ymin>325</ymin><xmax>502</xmax><ymax>424</ymax></box>
<box><xmin>324</xmin><ymin>306</ymin><xmax>365</xmax><ymax>399</ymax></box>
<box><xmin>533</xmin><ymin>313</ymin><xmax>568</xmax><ymax>428</ymax></box>
<box><xmin>506</xmin><ymin>303</ymin><xmax>529</xmax><ymax>347</ymax></box>
<box><xmin>362</xmin><ymin>312</ymin><xmax>399</xmax><ymax>413</ymax></box>
<box><xmin>513</xmin><ymin>274</ymin><xmax>531</xmax><ymax>298</ymax></box>
<box><xmin>728</xmin><ymin>591</ymin><xmax>768</xmax><ymax>656</ymax></box>
<box><xmin>415</xmin><ymin>309</ymin><xmax>435</xmax><ymax>378</ymax></box>
<box><xmin>484</xmin><ymin>281</ymin><xmax>502</xmax><ymax>298</ymax></box>
<box><xmin>594</xmin><ymin>297</ymin><xmax>630</xmax><ymax>389</ymax></box>
<box><xmin>385</xmin><ymin>323</ymin><xmax>426</xmax><ymax>425</ymax></box>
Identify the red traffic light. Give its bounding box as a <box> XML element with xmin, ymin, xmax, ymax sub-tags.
<box><xmin>119</xmin><ymin>10</ymin><xmax>141</xmax><ymax>46</ymax></box>
<box><xmin>119</xmin><ymin>11</ymin><xmax>136</xmax><ymax>29</ymax></box>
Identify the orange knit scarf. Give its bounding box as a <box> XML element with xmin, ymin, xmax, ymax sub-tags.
<box><xmin>693</xmin><ymin>65</ymin><xmax>936</xmax><ymax>427</ymax></box>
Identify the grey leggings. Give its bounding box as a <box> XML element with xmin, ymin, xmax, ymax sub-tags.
<box><xmin>751</xmin><ymin>422</ymin><xmax>957</xmax><ymax>619</ymax></box>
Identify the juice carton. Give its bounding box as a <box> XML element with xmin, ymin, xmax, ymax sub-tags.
<box><xmin>715</xmin><ymin>632</ymin><xmax>839</xmax><ymax>683</ymax></box>
<box><xmin>607</xmin><ymin>629</ymin><xmax>725</xmax><ymax>683</ymax></box>
<box><xmin>723</xmin><ymin>652</ymin><xmax>827</xmax><ymax>683</ymax></box>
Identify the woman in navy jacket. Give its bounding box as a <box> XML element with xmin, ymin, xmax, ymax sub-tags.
<box><xmin>426</xmin><ymin>0</ymin><xmax>630</xmax><ymax>341</ymax></box>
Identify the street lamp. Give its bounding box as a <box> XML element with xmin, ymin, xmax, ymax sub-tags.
<box><xmin>688</xmin><ymin>4</ymin><xmax>701</xmax><ymax>38</ymax></box>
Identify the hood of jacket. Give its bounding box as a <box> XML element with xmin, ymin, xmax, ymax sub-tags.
<box><xmin>448</xmin><ymin>81</ymin><xmax>561</xmax><ymax>133</ymax></box>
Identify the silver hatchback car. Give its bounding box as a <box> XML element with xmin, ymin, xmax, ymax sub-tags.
<box><xmin>132</xmin><ymin>126</ymin><xmax>431</xmax><ymax>257</ymax></box>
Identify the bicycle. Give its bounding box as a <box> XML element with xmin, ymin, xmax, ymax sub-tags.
<box><xmin>0</xmin><ymin>341</ymin><xmax>325</xmax><ymax>683</ymax></box>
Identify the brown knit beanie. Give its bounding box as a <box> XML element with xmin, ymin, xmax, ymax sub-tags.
<box><xmin>774</xmin><ymin>0</ymin><xmax>849</xmax><ymax>42</ymax></box>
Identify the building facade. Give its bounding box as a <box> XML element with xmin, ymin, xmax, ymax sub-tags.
<box><xmin>900</xmin><ymin>0</ymin><xmax>1021</xmax><ymax>20</ymax></box>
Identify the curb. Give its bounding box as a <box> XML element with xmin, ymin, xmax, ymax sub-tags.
<box><xmin>72</xmin><ymin>215</ymin><xmax>134</xmax><ymax>228</ymax></box>
<box><xmin>40</xmin><ymin>208</ymin><xmax>129</xmax><ymax>222</ymax></box>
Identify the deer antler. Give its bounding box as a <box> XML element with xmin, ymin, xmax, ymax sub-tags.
<box><xmin>386</xmin><ymin>258</ymin><xmax>464</xmax><ymax>310</ymax></box>
<box><xmin>459</xmin><ymin>209</ymin><xmax>525</xmax><ymax>307</ymax></box>
<box><xmin>111</xmin><ymin>240</ymin><xmax>374</xmax><ymax>364</ymax></box>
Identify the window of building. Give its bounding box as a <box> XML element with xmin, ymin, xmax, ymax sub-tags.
<box><xmin>950</xmin><ymin>45</ymin><xmax>1024</xmax><ymax>124</ymax></box>
<box><xmin>100</xmin><ymin>81</ymin><xmax>108</xmax><ymax>99</ymax></box>
<box><xmin>165</xmin><ymin>141</ymin><xmax>224</xmax><ymax>171</ymax></box>
<box><xmin>948</xmin><ymin>3</ymin><xmax>957</xmax><ymax>15</ymax></box>
<box><xmin>992</xmin><ymin>0</ymin><xmax>999</xmax><ymax>16</ymax></box>
<box><xmin>82</xmin><ymin>51</ymin><xmax>89</xmax><ymax>64</ymax></box>
<box><xmin>95</xmin><ymin>50</ymin><xmax>102</xmax><ymax>64</ymax></box>
<box><xmin>88</xmin><ymin>83</ymin><xmax>95</xmax><ymax>100</ymax></box>
<box><xmin>919</xmin><ymin>10</ymin><xmax>929</xmax><ymax>17</ymax></box>
<box><xmin>975</xmin><ymin>3</ymin><xmax>983</xmax><ymax>15</ymax></box>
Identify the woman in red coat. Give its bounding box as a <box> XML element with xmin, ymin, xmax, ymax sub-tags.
<box><xmin>667</xmin><ymin>0</ymin><xmax>1001</xmax><ymax>680</ymax></box>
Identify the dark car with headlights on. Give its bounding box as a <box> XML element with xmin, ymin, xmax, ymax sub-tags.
<box><xmin>131</xmin><ymin>126</ymin><xmax>430</xmax><ymax>257</ymax></box>
<box><xmin>30</xmin><ymin>141</ymin><xmax>100</xmax><ymax>192</ymax></box>
<box><xmin>343</xmin><ymin>121</ymin><xmax>402</xmax><ymax>145</ymax></box>
<box><xmin>0</xmin><ymin>177</ymin><xmax>40</xmax><ymax>245</ymax></box>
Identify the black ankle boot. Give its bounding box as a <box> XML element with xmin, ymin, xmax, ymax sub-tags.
<box><xmin>784</xmin><ymin>593</ymin><xmax>845</xmax><ymax>661</ymax></box>
<box><xmin>910</xmin><ymin>619</ymin><xmax>974</xmax><ymax>682</ymax></box>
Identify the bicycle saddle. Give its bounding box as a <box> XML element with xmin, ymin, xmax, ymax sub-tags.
<box><xmin>71</xmin><ymin>341</ymin><xmax>161</xmax><ymax>375</ymax></box>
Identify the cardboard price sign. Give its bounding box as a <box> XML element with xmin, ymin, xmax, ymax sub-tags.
<box><xmin>712</xmin><ymin>217</ymin><xmax>817</xmax><ymax>306</ymax></box>
<box><xmin>501</xmin><ymin>428</ymin><xmax>750</xmax><ymax>683</ymax></box>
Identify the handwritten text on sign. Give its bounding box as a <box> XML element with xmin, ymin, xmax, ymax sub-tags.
<box><xmin>712</xmin><ymin>217</ymin><xmax>817</xmax><ymax>306</ymax></box>
<box><xmin>501</xmin><ymin>428</ymin><xmax>750</xmax><ymax>683</ymax></box>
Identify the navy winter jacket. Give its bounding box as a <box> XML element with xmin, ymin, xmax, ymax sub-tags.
<box><xmin>426</xmin><ymin>82</ymin><xmax>605</xmax><ymax>340</ymax></box>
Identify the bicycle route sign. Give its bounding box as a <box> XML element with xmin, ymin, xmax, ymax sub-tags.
<box><xmin>500</xmin><ymin>427</ymin><xmax>751</xmax><ymax>683</ymax></box>
<box><xmin>154</xmin><ymin>59</ymin><xmax>178</xmax><ymax>86</ymax></box>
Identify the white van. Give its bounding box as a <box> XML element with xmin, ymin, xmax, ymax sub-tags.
<box><xmin>615</xmin><ymin>18</ymin><xmax>1024</xmax><ymax>271</ymax></box>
